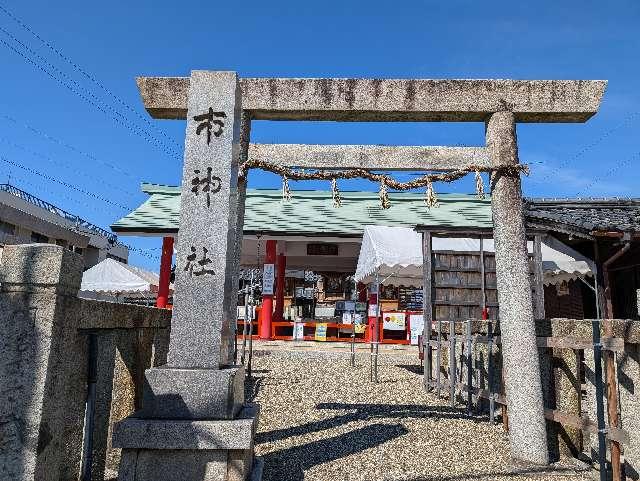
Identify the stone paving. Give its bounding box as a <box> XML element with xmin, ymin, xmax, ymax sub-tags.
<box><xmin>248</xmin><ymin>342</ymin><xmax>593</xmax><ymax>481</ymax></box>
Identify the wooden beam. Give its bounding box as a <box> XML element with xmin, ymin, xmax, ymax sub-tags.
<box><xmin>435</xmin><ymin>380</ymin><xmax>630</xmax><ymax>445</ymax></box>
<box><xmin>544</xmin><ymin>409</ymin><xmax>629</xmax><ymax>446</ymax></box>
<box><xmin>136</xmin><ymin>76</ymin><xmax>606</xmax><ymax>123</ymax></box>
<box><xmin>247</xmin><ymin>143</ymin><xmax>489</xmax><ymax>171</ymax></box>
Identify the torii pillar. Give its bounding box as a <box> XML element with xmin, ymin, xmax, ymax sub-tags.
<box><xmin>486</xmin><ymin>110</ymin><xmax>548</xmax><ymax>464</ymax></box>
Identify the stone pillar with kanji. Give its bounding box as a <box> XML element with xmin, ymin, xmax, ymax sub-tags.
<box><xmin>112</xmin><ymin>71</ymin><xmax>260</xmax><ymax>481</ymax></box>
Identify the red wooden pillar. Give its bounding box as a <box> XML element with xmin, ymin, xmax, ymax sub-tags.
<box><xmin>156</xmin><ymin>236</ymin><xmax>174</xmax><ymax>308</ymax></box>
<box><xmin>367</xmin><ymin>288</ymin><xmax>378</xmax><ymax>343</ymax></box>
<box><xmin>274</xmin><ymin>252</ymin><xmax>286</xmax><ymax>322</ymax></box>
<box><xmin>260</xmin><ymin>239</ymin><xmax>277</xmax><ymax>339</ymax></box>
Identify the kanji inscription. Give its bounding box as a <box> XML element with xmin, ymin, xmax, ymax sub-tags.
<box><xmin>193</xmin><ymin>107</ymin><xmax>227</xmax><ymax>144</ymax></box>
<box><xmin>184</xmin><ymin>246</ymin><xmax>215</xmax><ymax>277</ymax></box>
<box><xmin>191</xmin><ymin>167</ymin><xmax>221</xmax><ymax>207</ymax></box>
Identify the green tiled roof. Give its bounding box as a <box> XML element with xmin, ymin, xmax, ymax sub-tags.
<box><xmin>111</xmin><ymin>183</ymin><xmax>492</xmax><ymax>236</ymax></box>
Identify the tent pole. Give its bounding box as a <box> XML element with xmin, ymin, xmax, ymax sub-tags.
<box><xmin>370</xmin><ymin>271</ymin><xmax>380</xmax><ymax>383</ymax></box>
<box><xmin>422</xmin><ymin>231</ymin><xmax>433</xmax><ymax>391</ymax></box>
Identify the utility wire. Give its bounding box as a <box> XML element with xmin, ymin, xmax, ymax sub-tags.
<box><xmin>0</xmin><ymin>113</ymin><xmax>141</xmax><ymax>182</ymax></box>
<box><xmin>2</xmin><ymin>171</ymin><xmax>126</xmax><ymax>218</ymax></box>
<box><xmin>0</xmin><ymin>136</ymin><xmax>139</xmax><ymax>198</ymax></box>
<box><xmin>0</xmin><ymin>3</ymin><xmax>182</xmax><ymax>153</ymax></box>
<box><xmin>0</xmin><ymin>27</ymin><xmax>180</xmax><ymax>161</ymax></box>
<box><xmin>0</xmin><ymin>156</ymin><xmax>133</xmax><ymax>210</ymax></box>
<box><xmin>575</xmin><ymin>150</ymin><xmax>640</xmax><ymax>198</ymax></box>
<box><xmin>540</xmin><ymin>111</ymin><xmax>640</xmax><ymax>183</ymax></box>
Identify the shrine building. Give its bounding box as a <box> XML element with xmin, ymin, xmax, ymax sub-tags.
<box><xmin>111</xmin><ymin>183</ymin><xmax>640</xmax><ymax>344</ymax></box>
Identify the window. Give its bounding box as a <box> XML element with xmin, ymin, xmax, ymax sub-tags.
<box><xmin>31</xmin><ymin>232</ymin><xmax>48</xmax><ymax>243</ymax></box>
<box><xmin>0</xmin><ymin>220</ymin><xmax>15</xmax><ymax>235</ymax></box>
<box><xmin>107</xmin><ymin>253</ymin><xmax>126</xmax><ymax>264</ymax></box>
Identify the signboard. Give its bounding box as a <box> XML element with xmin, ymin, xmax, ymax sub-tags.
<box><xmin>409</xmin><ymin>313</ymin><xmax>425</xmax><ymax>345</ymax></box>
<box><xmin>368</xmin><ymin>304</ymin><xmax>378</xmax><ymax>317</ymax></box>
<box><xmin>262</xmin><ymin>263</ymin><xmax>275</xmax><ymax>295</ymax></box>
<box><xmin>315</xmin><ymin>323</ymin><xmax>328</xmax><ymax>341</ymax></box>
<box><xmin>383</xmin><ymin>312</ymin><xmax>406</xmax><ymax>331</ymax></box>
<box><xmin>293</xmin><ymin>322</ymin><xmax>305</xmax><ymax>340</ymax></box>
<box><xmin>307</xmin><ymin>243</ymin><xmax>338</xmax><ymax>256</ymax></box>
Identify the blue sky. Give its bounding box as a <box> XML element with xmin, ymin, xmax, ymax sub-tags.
<box><xmin>0</xmin><ymin>0</ymin><xmax>638</xmax><ymax>270</ymax></box>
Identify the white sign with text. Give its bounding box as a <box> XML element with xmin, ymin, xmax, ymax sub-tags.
<box><xmin>262</xmin><ymin>263</ymin><xmax>275</xmax><ymax>295</ymax></box>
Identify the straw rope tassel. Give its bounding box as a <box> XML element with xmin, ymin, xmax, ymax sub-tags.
<box><xmin>425</xmin><ymin>178</ymin><xmax>439</xmax><ymax>208</ymax></box>
<box><xmin>331</xmin><ymin>178</ymin><xmax>342</xmax><ymax>208</ymax></box>
<box><xmin>475</xmin><ymin>170</ymin><xmax>485</xmax><ymax>199</ymax></box>
<box><xmin>379</xmin><ymin>180</ymin><xmax>391</xmax><ymax>209</ymax></box>
<box><xmin>281</xmin><ymin>174</ymin><xmax>292</xmax><ymax>202</ymax></box>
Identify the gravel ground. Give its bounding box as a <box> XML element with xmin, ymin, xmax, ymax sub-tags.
<box><xmin>247</xmin><ymin>343</ymin><xmax>594</xmax><ymax>481</ymax></box>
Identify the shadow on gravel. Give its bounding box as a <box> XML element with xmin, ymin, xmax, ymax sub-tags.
<box><xmin>257</xmin><ymin>402</ymin><xmax>484</xmax><ymax>444</ymax></box>
<box><xmin>244</xmin><ymin>372</ymin><xmax>269</xmax><ymax>402</ymax></box>
<box><xmin>402</xmin><ymin>464</ymin><xmax>586</xmax><ymax>480</ymax></box>
<box><xmin>262</xmin><ymin>423</ymin><xmax>408</xmax><ymax>481</ymax></box>
<box><xmin>396</xmin><ymin>364</ymin><xmax>424</xmax><ymax>375</ymax></box>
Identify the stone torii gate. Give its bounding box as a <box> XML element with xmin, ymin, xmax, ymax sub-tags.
<box><xmin>113</xmin><ymin>73</ymin><xmax>605</xmax><ymax>481</ymax></box>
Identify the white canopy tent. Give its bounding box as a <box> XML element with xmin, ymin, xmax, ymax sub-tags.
<box><xmin>79</xmin><ymin>258</ymin><xmax>168</xmax><ymax>300</ymax></box>
<box><xmin>354</xmin><ymin>225</ymin><xmax>594</xmax><ymax>287</ymax></box>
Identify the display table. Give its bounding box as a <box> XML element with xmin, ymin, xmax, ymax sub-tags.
<box><xmin>235</xmin><ymin>310</ymin><xmax>424</xmax><ymax>345</ymax></box>
<box><xmin>271</xmin><ymin>321</ymin><xmax>369</xmax><ymax>342</ymax></box>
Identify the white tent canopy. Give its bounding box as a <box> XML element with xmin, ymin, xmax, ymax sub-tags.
<box><xmin>80</xmin><ymin>258</ymin><xmax>164</xmax><ymax>297</ymax></box>
<box><xmin>354</xmin><ymin>225</ymin><xmax>594</xmax><ymax>287</ymax></box>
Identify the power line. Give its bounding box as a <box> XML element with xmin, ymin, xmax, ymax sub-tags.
<box><xmin>0</xmin><ymin>25</ymin><xmax>181</xmax><ymax>161</ymax></box>
<box><xmin>0</xmin><ymin>135</ymin><xmax>139</xmax><ymax>199</ymax></box>
<box><xmin>0</xmin><ymin>113</ymin><xmax>140</xmax><ymax>181</ymax></box>
<box><xmin>1</xmin><ymin>171</ymin><xmax>123</xmax><ymax>218</ymax></box>
<box><xmin>0</xmin><ymin>3</ymin><xmax>182</xmax><ymax>153</ymax></box>
<box><xmin>575</xmin><ymin>150</ymin><xmax>640</xmax><ymax>198</ymax></box>
<box><xmin>123</xmin><ymin>244</ymin><xmax>161</xmax><ymax>261</ymax></box>
<box><xmin>0</xmin><ymin>155</ymin><xmax>133</xmax><ymax>210</ymax></box>
<box><xmin>540</xmin><ymin>111</ymin><xmax>640</xmax><ymax>183</ymax></box>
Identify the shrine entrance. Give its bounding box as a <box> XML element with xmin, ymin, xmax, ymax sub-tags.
<box><xmin>112</xmin><ymin>73</ymin><xmax>605</xmax><ymax>481</ymax></box>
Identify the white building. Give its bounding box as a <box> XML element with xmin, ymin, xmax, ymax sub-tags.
<box><xmin>0</xmin><ymin>183</ymin><xmax>128</xmax><ymax>269</ymax></box>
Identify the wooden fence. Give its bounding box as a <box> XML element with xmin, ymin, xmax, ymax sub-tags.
<box><xmin>422</xmin><ymin>318</ymin><xmax>637</xmax><ymax>479</ymax></box>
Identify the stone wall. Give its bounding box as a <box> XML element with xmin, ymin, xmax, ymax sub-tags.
<box><xmin>79</xmin><ymin>299</ymin><xmax>171</xmax><ymax>481</ymax></box>
<box><xmin>425</xmin><ymin>318</ymin><xmax>640</xmax><ymax>478</ymax></box>
<box><xmin>0</xmin><ymin>244</ymin><xmax>171</xmax><ymax>481</ymax></box>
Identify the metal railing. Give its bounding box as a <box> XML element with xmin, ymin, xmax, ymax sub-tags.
<box><xmin>1</xmin><ymin>183</ymin><xmax>118</xmax><ymax>244</ymax></box>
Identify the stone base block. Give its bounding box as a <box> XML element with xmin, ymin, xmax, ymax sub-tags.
<box><xmin>114</xmin><ymin>404</ymin><xmax>260</xmax><ymax>481</ymax></box>
<box><xmin>141</xmin><ymin>366</ymin><xmax>244</xmax><ymax>419</ymax></box>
